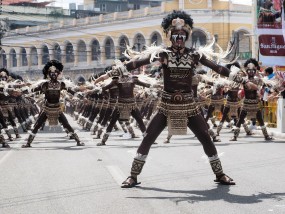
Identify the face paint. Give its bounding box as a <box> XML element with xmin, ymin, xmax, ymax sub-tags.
<box><xmin>246</xmin><ymin>69</ymin><xmax>256</xmax><ymax>77</ymax></box>
<box><xmin>171</xmin><ymin>34</ymin><xmax>186</xmax><ymax>43</ymax></box>
<box><xmin>0</xmin><ymin>72</ymin><xmax>8</xmax><ymax>81</ymax></box>
<box><xmin>48</xmin><ymin>66</ymin><xmax>60</xmax><ymax>80</ymax></box>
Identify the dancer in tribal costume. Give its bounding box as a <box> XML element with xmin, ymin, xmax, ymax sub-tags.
<box><xmin>230</xmin><ymin>58</ymin><xmax>273</xmax><ymax>141</ymax></box>
<box><xmin>94</xmin><ymin>77</ymin><xmax>129</xmax><ymax>139</ymax></box>
<box><xmin>22</xmin><ymin>60</ymin><xmax>85</xmax><ymax>148</ymax></box>
<box><xmin>96</xmin><ymin>72</ymin><xmax>151</xmax><ymax>146</ymax></box>
<box><xmin>0</xmin><ymin>68</ymin><xmax>23</xmax><ymax>139</ymax></box>
<box><xmin>94</xmin><ymin>11</ymin><xmax>257</xmax><ymax>186</ymax></box>
<box><xmin>216</xmin><ymin>63</ymin><xmax>244</xmax><ymax>136</ymax></box>
<box><xmin>0</xmin><ymin>109</ymin><xmax>12</xmax><ymax>147</ymax></box>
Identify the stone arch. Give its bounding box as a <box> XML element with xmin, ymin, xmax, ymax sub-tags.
<box><xmin>190</xmin><ymin>29</ymin><xmax>207</xmax><ymax>48</ymax></box>
<box><xmin>133</xmin><ymin>33</ymin><xmax>146</xmax><ymax>51</ymax></box>
<box><xmin>150</xmin><ymin>31</ymin><xmax>163</xmax><ymax>45</ymax></box>
<box><xmin>9</xmin><ymin>49</ymin><xmax>17</xmax><ymax>67</ymax></box>
<box><xmin>53</xmin><ymin>43</ymin><xmax>62</xmax><ymax>61</ymax></box>
<box><xmin>104</xmin><ymin>37</ymin><xmax>115</xmax><ymax>60</ymax></box>
<box><xmin>118</xmin><ymin>35</ymin><xmax>129</xmax><ymax>57</ymax></box>
<box><xmin>235</xmin><ymin>29</ymin><xmax>252</xmax><ymax>59</ymax></box>
<box><xmin>41</xmin><ymin>44</ymin><xmax>50</xmax><ymax>65</ymax></box>
<box><xmin>184</xmin><ymin>27</ymin><xmax>211</xmax><ymax>48</ymax></box>
<box><xmin>65</xmin><ymin>41</ymin><xmax>74</xmax><ymax>63</ymax></box>
<box><xmin>30</xmin><ymin>46</ymin><xmax>38</xmax><ymax>66</ymax></box>
<box><xmin>90</xmin><ymin>39</ymin><xmax>101</xmax><ymax>61</ymax></box>
<box><xmin>20</xmin><ymin>47</ymin><xmax>28</xmax><ymax>66</ymax></box>
<box><xmin>0</xmin><ymin>50</ymin><xmax>7</xmax><ymax>68</ymax></box>
<box><xmin>77</xmin><ymin>40</ymin><xmax>87</xmax><ymax>62</ymax></box>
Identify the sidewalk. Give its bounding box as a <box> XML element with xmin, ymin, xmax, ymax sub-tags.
<box><xmin>252</xmin><ymin>127</ymin><xmax>285</xmax><ymax>140</ymax></box>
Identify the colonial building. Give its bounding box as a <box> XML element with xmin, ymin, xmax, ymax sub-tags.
<box><xmin>0</xmin><ymin>0</ymin><xmax>253</xmax><ymax>79</ymax></box>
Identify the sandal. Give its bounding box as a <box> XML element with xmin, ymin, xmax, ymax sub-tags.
<box><xmin>121</xmin><ymin>176</ymin><xmax>141</xmax><ymax>188</ymax></box>
<box><xmin>265</xmin><ymin>136</ymin><xmax>273</xmax><ymax>141</ymax></box>
<box><xmin>213</xmin><ymin>137</ymin><xmax>221</xmax><ymax>142</ymax></box>
<box><xmin>77</xmin><ymin>142</ymin><xmax>85</xmax><ymax>146</ymax></box>
<box><xmin>214</xmin><ymin>174</ymin><xmax>236</xmax><ymax>185</ymax></box>
<box><xmin>21</xmin><ymin>143</ymin><xmax>31</xmax><ymax>148</ymax></box>
<box><xmin>2</xmin><ymin>143</ymin><xmax>10</xmax><ymax>148</ymax></box>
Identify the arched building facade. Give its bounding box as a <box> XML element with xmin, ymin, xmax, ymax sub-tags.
<box><xmin>0</xmin><ymin>0</ymin><xmax>252</xmax><ymax>78</ymax></box>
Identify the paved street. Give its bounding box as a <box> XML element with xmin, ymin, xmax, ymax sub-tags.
<box><xmin>1</xmin><ymin>116</ymin><xmax>285</xmax><ymax>214</ymax></box>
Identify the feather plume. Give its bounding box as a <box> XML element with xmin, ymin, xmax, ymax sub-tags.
<box><xmin>198</xmin><ymin>38</ymin><xmax>238</xmax><ymax>64</ymax></box>
<box><xmin>123</xmin><ymin>43</ymin><xmax>171</xmax><ymax>62</ymax></box>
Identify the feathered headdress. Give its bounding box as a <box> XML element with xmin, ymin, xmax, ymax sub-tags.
<box><xmin>161</xmin><ymin>10</ymin><xmax>193</xmax><ymax>39</ymax></box>
<box><xmin>244</xmin><ymin>58</ymin><xmax>259</xmax><ymax>70</ymax></box>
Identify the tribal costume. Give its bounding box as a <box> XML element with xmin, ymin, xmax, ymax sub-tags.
<box><xmin>94</xmin><ymin>11</ymin><xmax>246</xmax><ymax>186</ymax></box>
<box><xmin>22</xmin><ymin>60</ymin><xmax>85</xmax><ymax>148</ymax></box>
<box><xmin>217</xmin><ymin>63</ymin><xmax>242</xmax><ymax>136</ymax></box>
<box><xmin>0</xmin><ymin>68</ymin><xmax>23</xmax><ymax>139</ymax></box>
<box><xmin>230</xmin><ymin>58</ymin><xmax>272</xmax><ymax>141</ymax></box>
<box><xmin>97</xmin><ymin>74</ymin><xmax>150</xmax><ymax>146</ymax></box>
<box><xmin>94</xmin><ymin>77</ymin><xmax>129</xmax><ymax>139</ymax></box>
<box><xmin>164</xmin><ymin>73</ymin><xmax>221</xmax><ymax>144</ymax></box>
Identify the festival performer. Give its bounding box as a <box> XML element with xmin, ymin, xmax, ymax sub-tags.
<box><xmin>216</xmin><ymin>63</ymin><xmax>242</xmax><ymax>136</ymax></box>
<box><xmin>22</xmin><ymin>60</ymin><xmax>85</xmax><ymax>148</ymax></box>
<box><xmin>97</xmin><ymin>61</ymin><xmax>151</xmax><ymax>146</ymax></box>
<box><xmin>0</xmin><ymin>68</ymin><xmax>27</xmax><ymax>139</ymax></box>
<box><xmin>230</xmin><ymin>58</ymin><xmax>273</xmax><ymax>141</ymax></box>
<box><xmin>94</xmin><ymin>11</ymin><xmax>257</xmax><ymax>187</ymax></box>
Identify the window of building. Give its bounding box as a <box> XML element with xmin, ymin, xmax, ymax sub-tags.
<box><xmin>100</xmin><ymin>4</ymin><xmax>106</xmax><ymax>12</ymax></box>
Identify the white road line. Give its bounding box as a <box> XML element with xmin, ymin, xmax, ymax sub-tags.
<box><xmin>0</xmin><ymin>138</ymin><xmax>25</xmax><ymax>166</ymax></box>
<box><xmin>106</xmin><ymin>165</ymin><xmax>126</xmax><ymax>186</ymax></box>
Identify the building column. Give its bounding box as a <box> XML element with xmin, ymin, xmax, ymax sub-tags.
<box><xmin>38</xmin><ymin>53</ymin><xmax>43</xmax><ymax>69</ymax></box>
<box><xmin>87</xmin><ymin>46</ymin><xmax>92</xmax><ymax>66</ymax></box>
<box><xmin>115</xmin><ymin>46</ymin><xmax>121</xmax><ymax>59</ymax></box>
<box><xmin>74</xmin><ymin>47</ymin><xmax>78</xmax><ymax>67</ymax></box>
<box><xmin>6</xmin><ymin>55</ymin><xmax>10</xmax><ymax>68</ymax></box>
<box><xmin>100</xmin><ymin>47</ymin><xmax>106</xmax><ymax>65</ymax></box>
<box><xmin>61</xmin><ymin>48</ymin><xmax>66</xmax><ymax>64</ymax></box>
<box><xmin>17</xmin><ymin>56</ymin><xmax>21</xmax><ymax>68</ymax></box>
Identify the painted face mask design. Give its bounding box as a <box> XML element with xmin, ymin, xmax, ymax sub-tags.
<box><xmin>0</xmin><ymin>72</ymin><xmax>8</xmax><ymax>81</ymax></box>
<box><xmin>48</xmin><ymin>66</ymin><xmax>60</xmax><ymax>80</ymax></box>
<box><xmin>171</xmin><ymin>34</ymin><xmax>186</xmax><ymax>43</ymax></box>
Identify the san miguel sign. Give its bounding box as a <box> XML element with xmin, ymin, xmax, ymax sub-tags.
<box><xmin>259</xmin><ymin>35</ymin><xmax>285</xmax><ymax>56</ymax></box>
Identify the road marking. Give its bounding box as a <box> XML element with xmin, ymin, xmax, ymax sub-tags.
<box><xmin>106</xmin><ymin>165</ymin><xmax>126</xmax><ymax>186</ymax></box>
<box><xmin>0</xmin><ymin>137</ymin><xmax>26</xmax><ymax>166</ymax></box>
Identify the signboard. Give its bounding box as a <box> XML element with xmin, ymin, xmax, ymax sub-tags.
<box><xmin>259</xmin><ymin>34</ymin><xmax>285</xmax><ymax>56</ymax></box>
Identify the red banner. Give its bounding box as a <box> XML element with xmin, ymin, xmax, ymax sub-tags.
<box><xmin>259</xmin><ymin>34</ymin><xmax>285</xmax><ymax>56</ymax></box>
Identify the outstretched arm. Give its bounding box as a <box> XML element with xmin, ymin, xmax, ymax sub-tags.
<box><xmin>199</xmin><ymin>55</ymin><xmax>258</xmax><ymax>90</ymax></box>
